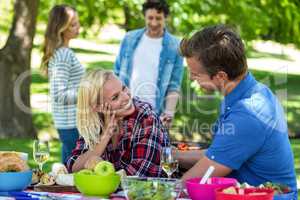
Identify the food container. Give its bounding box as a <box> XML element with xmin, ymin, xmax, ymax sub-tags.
<box><xmin>186</xmin><ymin>177</ymin><xmax>237</xmax><ymax>200</ymax></box>
<box><xmin>0</xmin><ymin>170</ymin><xmax>32</xmax><ymax>191</ymax></box>
<box><xmin>216</xmin><ymin>187</ymin><xmax>274</xmax><ymax>200</ymax></box>
<box><xmin>121</xmin><ymin>176</ymin><xmax>182</xmax><ymax>200</ymax></box>
<box><xmin>74</xmin><ymin>172</ymin><xmax>120</xmax><ymax>198</ymax></box>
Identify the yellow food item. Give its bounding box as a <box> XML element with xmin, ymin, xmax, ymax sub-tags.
<box><xmin>222</xmin><ymin>186</ymin><xmax>237</xmax><ymax>194</ymax></box>
<box><xmin>0</xmin><ymin>152</ymin><xmax>29</xmax><ymax>172</ymax></box>
<box><xmin>39</xmin><ymin>173</ymin><xmax>55</xmax><ymax>185</ymax></box>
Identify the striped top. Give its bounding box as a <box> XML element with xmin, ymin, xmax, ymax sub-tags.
<box><xmin>48</xmin><ymin>47</ymin><xmax>85</xmax><ymax>129</ymax></box>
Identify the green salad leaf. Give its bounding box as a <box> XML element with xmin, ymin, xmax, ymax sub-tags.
<box><xmin>125</xmin><ymin>179</ymin><xmax>176</xmax><ymax>200</ymax></box>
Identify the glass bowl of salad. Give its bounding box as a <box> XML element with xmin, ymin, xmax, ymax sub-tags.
<box><xmin>121</xmin><ymin>176</ymin><xmax>182</xmax><ymax>200</ymax></box>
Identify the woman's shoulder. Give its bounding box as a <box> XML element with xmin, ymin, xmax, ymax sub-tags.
<box><xmin>51</xmin><ymin>47</ymin><xmax>75</xmax><ymax>62</ymax></box>
<box><xmin>133</xmin><ymin>98</ymin><xmax>160</xmax><ymax>121</ymax></box>
<box><xmin>54</xmin><ymin>46</ymin><xmax>74</xmax><ymax>54</ymax></box>
<box><xmin>134</xmin><ymin>98</ymin><xmax>153</xmax><ymax>112</ymax></box>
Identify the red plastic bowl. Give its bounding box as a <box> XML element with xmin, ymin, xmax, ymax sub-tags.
<box><xmin>186</xmin><ymin>177</ymin><xmax>237</xmax><ymax>200</ymax></box>
<box><xmin>216</xmin><ymin>187</ymin><xmax>274</xmax><ymax>200</ymax></box>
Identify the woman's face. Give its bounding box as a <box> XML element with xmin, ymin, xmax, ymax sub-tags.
<box><xmin>63</xmin><ymin>10</ymin><xmax>80</xmax><ymax>41</ymax></box>
<box><xmin>101</xmin><ymin>76</ymin><xmax>135</xmax><ymax>118</ymax></box>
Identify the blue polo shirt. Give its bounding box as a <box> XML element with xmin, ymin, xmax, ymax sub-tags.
<box><xmin>205</xmin><ymin>73</ymin><xmax>297</xmax><ymax>196</ymax></box>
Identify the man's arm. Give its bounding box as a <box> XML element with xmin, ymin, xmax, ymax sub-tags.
<box><xmin>114</xmin><ymin>35</ymin><xmax>127</xmax><ymax>76</ymax></box>
<box><xmin>174</xmin><ymin>149</ymin><xmax>205</xmax><ymax>170</ymax></box>
<box><xmin>165</xmin><ymin>51</ymin><xmax>184</xmax><ymax>94</ymax></box>
<box><xmin>181</xmin><ymin>155</ymin><xmax>232</xmax><ymax>182</ymax></box>
<box><xmin>160</xmin><ymin>91</ymin><xmax>180</xmax><ymax>127</ymax></box>
<box><xmin>160</xmin><ymin>51</ymin><xmax>184</xmax><ymax>125</ymax></box>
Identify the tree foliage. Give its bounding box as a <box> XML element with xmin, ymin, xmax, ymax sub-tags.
<box><xmin>166</xmin><ymin>0</ymin><xmax>300</xmax><ymax>47</ymax></box>
<box><xmin>36</xmin><ymin>0</ymin><xmax>300</xmax><ymax>46</ymax></box>
<box><xmin>2</xmin><ymin>0</ymin><xmax>298</xmax><ymax>46</ymax></box>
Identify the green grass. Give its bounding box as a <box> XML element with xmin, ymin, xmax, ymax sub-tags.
<box><xmin>72</xmin><ymin>47</ymin><xmax>114</xmax><ymax>55</ymax></box>
<box><xmin>291</xmin><ymin>139</ymin><xmax>300</xmax><ymax>199</ymax></box>
<box><xmin>32</xmin><ymin>111</ymin><xmax>53</xmax><ymax>131</ymax></box>
<box><xmin>31</xmin><ymin>70</ymin><xmax>48</xmax><ymax>94</ymax></box>
<box><xmin>86</xmin><ymin>60</ymin><xmax>115</xmax><ymax>70</ymax></box>
<box><xmin>246</xmin><ymin>46</ymin><xmax>293</xmax><ymax>61</ymax></box>
<box><xmin>291</xmin><ymin>139</ymin><xmax>300</xmax><ymax>178</ymax></box>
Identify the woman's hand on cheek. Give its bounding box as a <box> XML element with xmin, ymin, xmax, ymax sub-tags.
<box><xmin>102</xmin><ymin>103</ymin><xmax>118</xmax><ymax>140</ymax></box>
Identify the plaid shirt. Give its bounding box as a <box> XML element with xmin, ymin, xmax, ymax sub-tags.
<box><xmin>66</xmin><ymin>98</ymin><xmax>170</xmax><ymax>177</ymax></box>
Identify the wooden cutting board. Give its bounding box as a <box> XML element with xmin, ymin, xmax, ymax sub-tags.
<box><xmin>33</xmin><ymin>184</ymin><xmax>79</xmax><ymax>193</ymax></box>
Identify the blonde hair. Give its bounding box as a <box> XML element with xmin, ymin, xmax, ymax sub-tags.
<box><xmin>41</xmin><ymin>5</ymin><xmax>76</xmax><ymax>75</ymax></box>
<box><xmin>77</xmin><ymin>69</ymin><xmax>114</xmax><ymax>149</ymax></box>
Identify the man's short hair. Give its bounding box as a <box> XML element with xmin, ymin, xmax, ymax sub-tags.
<box><xmin>142</xmin><ymin>0</ymin><xmax>169</xmax><ymax>17</ymax></box>
<box><xmin>180</xmin><ymin>25</ymin><xmax>248</xmax><ymax>80</ymax></box>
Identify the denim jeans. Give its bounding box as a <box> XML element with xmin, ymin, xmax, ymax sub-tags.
<box><xmin>57</xmin><ymin>128</ymin><xmax>79</xmax><ymax>164</ymax></box>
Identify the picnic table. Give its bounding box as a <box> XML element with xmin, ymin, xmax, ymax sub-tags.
<box><xmin>1</xmin><ymin>190</ymin><xmax>191</xmax><ymax>200</ymax></box>
<box><xmin>0</xmin><ymin>142</ymin><xmax>206</xmax><ymax>200</ymax></box>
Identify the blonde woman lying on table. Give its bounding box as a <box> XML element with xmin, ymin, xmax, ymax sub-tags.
<box><xmin>66</xmin><ymin>69</ymin><xmax>170</xmax><ymax>177</ymax></box>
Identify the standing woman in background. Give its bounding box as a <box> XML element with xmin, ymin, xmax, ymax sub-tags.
<box><xmin>41</xmin><ymin>5</ymin><xmax>85</xmax><ymax>164</ymax></box>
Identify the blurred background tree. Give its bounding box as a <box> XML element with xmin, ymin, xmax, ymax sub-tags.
<box><xmin>32</xmin><ymin>0</ymin><xmax>300</xmax><ymax>46</ymax></box>
<box><xmin>0</xmin><ymin>0</ymin><xmax>39</xmax><ymax>138</ymax></box>
<box><xmin>34</xmin><ymin>0</ymin><xmax>300</xmax><ymax>46</ymax></box>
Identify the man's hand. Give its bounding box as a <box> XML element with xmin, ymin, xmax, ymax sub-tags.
<box><xmin>160</xmin><ymin>113</ymin><xmax>173</xmax><ymax>129</ymax></box>
<box><xmin>181</xmin><ymin>156</ymin><xmax>232</xmax><ymax>182</ymax></box>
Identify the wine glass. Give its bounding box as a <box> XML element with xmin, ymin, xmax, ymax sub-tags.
<box><xmin>160</xmin><ymin>146</ymin><xmax>178</xmax><ymax>179</ymax></box>
<box><xmin>33</xmin><ymin>140</ymin><xmax>50</xmax><ymax>171</ymax></box>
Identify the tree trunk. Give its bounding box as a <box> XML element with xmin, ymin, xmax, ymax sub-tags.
<box><xmin>0</xmin><ymin>0</ymin><xmax>39</xmax><ymax>138</ymax></box>
<box><xmin>123</xmin><ymin>3</ymin><xmax>131</xmax><ymax>31</ymax></box>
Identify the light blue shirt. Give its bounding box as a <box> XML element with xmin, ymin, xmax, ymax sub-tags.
<box><xmin>206</xmin><ymin>73</ymin><xmax>297</xmax><ymax>198</ymax></box>
<box><xmin>114</xmin><ymin>28</ymin><xmax>184</xmax><ymax>115</ymax></box>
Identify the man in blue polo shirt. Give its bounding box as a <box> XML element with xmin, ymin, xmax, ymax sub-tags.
<box><xmin>177</xmin><ymin>25</ymin><xmax>297</xmax><ymax>198</ymax></box>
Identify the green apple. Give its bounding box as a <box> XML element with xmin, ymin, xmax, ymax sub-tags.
<box><xmin>94</xmin><ymin>161</ymin><xmax>115</xmax><ymax>176</ymax></box>
<box><xmin>78</xmin><ymin>169</ymin><xmax>94</xmax><ymax>175</ymax></box>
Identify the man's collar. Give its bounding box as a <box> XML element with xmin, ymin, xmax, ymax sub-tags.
<box><xmin>223</xmin><ymin>72</ymin><xmax>257</xmax><ymax>109</ymax></box>
<box><xmin>142</xmin><ymin>27</ymin><xmax>169</xmax><ymax>45</ymax></box>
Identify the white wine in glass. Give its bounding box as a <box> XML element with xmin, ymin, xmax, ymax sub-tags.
<box><xmin>33</xmin><ymin>140</ymin><xmax>50</xmax><ymax>171</ymax></box>
<box><xmin>161</xmin><ymin>147</ymin><xmax>178</xmax><ymax>178</ymax></box>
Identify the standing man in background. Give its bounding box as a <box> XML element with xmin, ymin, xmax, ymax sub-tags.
<box><xmin>114</xmin><ymin>0</ymin><xmax>184</xmax><ymax>128</ymax></box>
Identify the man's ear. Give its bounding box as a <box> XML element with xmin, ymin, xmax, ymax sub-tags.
<box><xmin>215</xmin><ymin>71</ymin><xmax>229</xmax><ymax>81</ymax></box>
